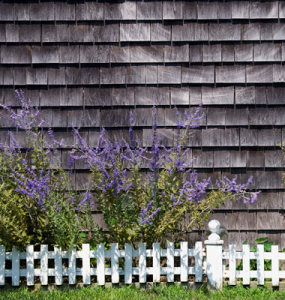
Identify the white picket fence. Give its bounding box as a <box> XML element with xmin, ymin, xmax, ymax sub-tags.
<box><xmin>1</xmin><ymin>220</ymin><xmax>285</xmax><ymax>289</ymax></box>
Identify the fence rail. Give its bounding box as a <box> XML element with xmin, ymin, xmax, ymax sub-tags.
<box><xmin>1</xmin><ymin>220</ymin><xmax>285</xmax><ymax>289</ymax></box>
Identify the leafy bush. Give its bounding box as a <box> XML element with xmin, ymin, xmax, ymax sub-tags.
<box><xmin>70</xmin><ymin>106</ymin><xmax>260</xmax><ymax>247</ymax></box>
<box><xmin>0</xmin><ymin>91</ymin><xmax>103</xmax><ymax>251</ymax></box>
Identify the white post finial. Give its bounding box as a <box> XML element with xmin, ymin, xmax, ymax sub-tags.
<box><xmin>204</xmin><ymin>220</ymin><xmax>224</xmax><ymax>290</ymax></box>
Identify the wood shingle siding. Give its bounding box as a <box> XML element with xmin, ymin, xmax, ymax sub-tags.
<box><xmin>0</xmin><ymin>0</ymin><xmax>285</xmax><ymax>249</ymax></box>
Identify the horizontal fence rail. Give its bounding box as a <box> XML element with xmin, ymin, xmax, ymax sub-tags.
<box><xmin>0</xmin><ymin>242</ymin><xmax>205</xmax><ymax>286</ymax></box>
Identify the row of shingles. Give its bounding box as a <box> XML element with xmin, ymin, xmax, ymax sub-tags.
<box><xmin>1</xmin><ymin>85</ymin><xmax>285</xmax><ymax>106</ymax></box>
<box><xmin>2</xmin><ymin>22</ymin><xmax>285</xmax><ymax>43</ymax></box>
<box><xmin>1</xmin><ymin>64</ymin><xmax>285</xmax><ymax>85</ymax></box>
<box><xmin>0</xmin><ymin>1</ymin><xmax>283</xmax><ymax>21</ymax></box>
<box><xmin>1</xmin><ymin>86</ymin><xmax>285</xmax><ymax>106</ymax></box>
<box><xmin>1</xmin><ymin>43</ymin><xmax>285</xmax><ymax>64</ymax></box>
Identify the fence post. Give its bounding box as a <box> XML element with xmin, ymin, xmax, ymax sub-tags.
<box><xmin>204</xmin><ymin>220</ymin><xmax>224</xmax><ymax>290</ymax></box>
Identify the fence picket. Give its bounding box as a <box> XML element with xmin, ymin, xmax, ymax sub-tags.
<box><xmin>26</xmin><ymin>245</ymin><xmax>34</xmax><ymax>286</ymax></box>
<box><xmin>229</xmin><ymin>245</ymin><xmax>236</xmax><ymax>285</ymax></box>
<box><xmin>242</xmin><ymin>244</ymin><xmax>250</xmax><ymax>285</ymax></box>
<box><xmin>195</xmin><ymin>242</ymin><xmax>202</xmax><ymax>282</ymax></box>
<box><xmin>68</xmin><ymin>246</ymin><xmax>76</xmax><ymax>284</ymax></box>
<box><xmin>139</xmin><ymin>243</ymin><xmax>146</xmax><ymax>283</ymax></box>
<box><xmin>82</xmin><ymin>244</ymin><xmax>90</xmax><ymax>285</ymax></box>
<box><xmin>125</xmin><ymin>244</ymin><xmax>132</xmax><ymax>284</ymax></box>
<box><xmin>180</xmin><ymin>241</ymin><xmax>188</xmax><ymax>282</ymax></box>
<box><xmin>111</xmin><ymin>243</ymin><xmax>119</xmax><ymax>283</ymax></box>
<box><xmin>257</xmin><ymin>245</ymin><xmax>264</xmax><ymax>285</ymax></box>
<box><xmin>0</xmin><ymin>245</ymin><xmax>4</xmax><ymax>285</ymax></box>
<box><xmin>167</xmin><ymin>242</ymin><xmax>174</xmax><ymax>282</ymax></box>
<box><xmin>153</xmin><ymin>243</ymin><xmax>160</xmax><ymax>282</ymax></box>
<box><xmin>54</xmin><ymin>246</ymin><xmax>62</xmax><ymax>285</ymax></box>
<box><xmin>97</xmin><ymin>244</ymin><xmax>105</xmax><ymax>285</ymax></box>
<box><xmin>271</xmin><ymin>245</ymin><xmax>279</xmax><ymax>286</ymax></box>
<box><xmin>12</xmin><ymin>247</ymin><xmax>19</xmax><ymax>286</ymax></box>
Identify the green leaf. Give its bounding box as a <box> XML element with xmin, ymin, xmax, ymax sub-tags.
<box><xmin>255</xmin><ymin>237</ymin><xmax>268</xmax><ymax>243</ymax></box>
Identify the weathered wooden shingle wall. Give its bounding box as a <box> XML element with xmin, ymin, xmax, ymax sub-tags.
<box><xmin>0</xmin><ymin>0</ymin><xmax>285</xmax><ymax>249</ymax></box>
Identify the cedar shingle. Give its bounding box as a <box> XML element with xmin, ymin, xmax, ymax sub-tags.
<box><xmin>182</xmin><ymin>66</ymin><xmax>214</xmax><ymax>83</ymax></box>
<box><xmin>30</xmin><ymin>2</ymin><xmax>54</xmax><ymax>21</ymax></box>
<box><xmin>80</xmin><ymin>45</ymin><xmax>110</xmax><ymax>64</ymax></box>
<box><xmin>32</xmin><ymin>46</ymin><xmax>60</xmax><ymax>64</ymax></box>
<box><xmin>137</xmin><ymin>1</ymin><xmax>162</xmax><ymax>20</ymax></box>
<box><xmin>151</xmin><ymin>22</ymin><xmax>171</xmax><ymax>41</ymax></box>
<box><xmin>163</xmin><ymin>1</ymin><xmax>183</xmax><ymax>19</ymax></box>
<box><xmin>135</xmin><ymin>87</ymin><xmax>170</xmax><ymax>106</ymax></box>
<box><xmin>1</xmin><ymin>46</ymin><xmax>32</xmax><ymax>64</ymax></box>
<box><xmin>19</xmin><ymin>25</ymin><xmax>41</xmax><ymax>43</ymax></box>
<box><xmin>76</xmin><ymin>2</ymin><xmax>103</xmax><ymax>20</ymax></box>
<box><xmin>105</xmin><ymin>2</ymin><xmax>136</xmax><ymax>20</ymax></box>
<box><xmin>54</xmin><ymin>1</ymin><xmax>75</xmax><ymax>21</ymax></box>
<box><xmin>120</xmin><ymin>23</ymin><xmax>150</xmax><ymax>42</ymax></box>
<box><xmin>164</xmin><ymin>44</ymin><xmax>189</xmax><ymax>62</ymax></box>
<box><xmin>42</xmin><ymin>24</ymin><xmax>69</xmax><ymax>43</ymax></box>
<box><xmin>131</xmin><ymin>45</ymin><xmax>164</xmax><ymax>63</ymax></box>
<box><xmin>158</xmin><ymin>65</ymin><xmax>181</xmax><ymax>84</ymax></box>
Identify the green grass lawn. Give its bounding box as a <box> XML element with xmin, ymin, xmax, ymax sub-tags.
<box><xmin>1</xmin><ymin>284</ymin><xmax>285</xmax><ymax>300</ymax></box>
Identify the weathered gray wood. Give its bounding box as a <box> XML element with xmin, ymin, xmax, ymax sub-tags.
<box><xmin>232</xmin><ymin>1</ymin><xmax>249</xmax><ymax>19</ymax></box>
<box><xmin>137</xmin><ymin>1</ymin><xmax>162</xmax><ymax>20</ymax></box>
<box><xmin>257</xmin><ymin>129</ymin><xmax>281</xmax><ymax>146</ymax></box>
<box><xmin>230</xmin><ymin>150</ymin><xmax>246</xmax><ymax>168</ymax></box>
<box><xmin>207</xmin><ymin>107</ymin><xmax>226</xmax><ymax>126</ymax></box>
<box><xmin>60</xmin><ymin>46</ymin><xmax>79</xmax><ymax>64</ymax></box>
<box><xmin>151</xmin><ymin>22</ymin><xmax>171</xmax><ymax>41</ymax></box>
<box><xmin>275</xmin><ymin>107</ymin><xmax>285</xmax><ymax>124</ymax></box>
<box><xmin>235</xmin><ymin>86</ymin><xmax>255</xmax><ymax>104</ymax></box>
<box><xmin>273</xmin><ymin>23</ymin><xmax>285</xmax><ymax>40</ymax></box>
<box><xmin>48</xmin><ymin>67</ymin><xmax>66</xmax><ymax>85</ymax></box>
<box><xmin>202</xmin><ymin>86</ymin><xmax>234</xmax><ymax>105</ymax></box>
<box><xmin>172</xmin><ymin>22</ymin><xmax>195</xmax><ymax>41</ymax></box>
<box><xmin>267</xmin><ymin>87</ymin><xmax>285</xmax><ymax>105</ymax></box>
<box><xmin>246</xmin><ymin>65</ymin><xmax>273</xmax><ymax>83</ymax></box>
<box><xmin>0</xmin><ymin>2</ymin><xmax>14</xmax><ymax>21</ymax></box>
<box><xmin>94</xmin><ymin>24</ymin><xmax>119</xmax><ymax>43</ymax></box>
<box><xmin>209</xmin><ymin>23</ymin><xmax>241</xmax><ymax>41</ymax></box>
<box><xmin>247</xmin><ymin>150</ymin><xmax>265</xmax><ymax>168</ymax></box>
<box><xmin>5</xmin><ymin>24</ymin><xmax>19</xmax><ymax>43</ymax></box>
<box><xmin>254</xmin><ymin>43</ymin><xmax>281</xmax><ymax>61</ymax></box>
<box><xmin>3</xmin><ymin>67</ymin><xmax>13</xmax><ymax>86</ymax></box>
<box><xmin>14</xmin><ymin>3</ymin><xmax>29</xmax><ymax>21</ymax></box>
<box><xmin>40</xmin><ymin>88</ymin><xmax>61</xmax><ymax>107</ymax></box>
<box><xmin>194</xmin><ymin>23</ymin><xmax>209</xmax><ymax>41</ymax></box>
<box><xmin>235</xmin><ymin>43</ymin><xmax>253</xmax><ymax>62</ymax></box>
<box><xmin>65</xmin><ymin>67</ymin><xmax>80</xmax><ymax>85</ymax></box>
<box><xmin>54</xmin><ymin>1</ymin><xmax>75</xmax><ymax>21</ymax></box>
<box><xmin>20</xmin><ymin>88</ymin><xmax>40</xmax><ymax>107</ymax></box>
<box><xmin>184</xmin><ymin>1</ymin><xmax>197</xmax><ymax>19</ymax></box>
<box><xmin>273</xmin><ymin>65</ymin><xmax>285</xmax><ymax>82</ymax></box>
<box><xmin>222</xmin><ymin>44</ymin><xmax>235</xmax><ymax>62</ymax></box>
<box><xmin>146</xmin><ymin>65</ymin><xmax>158</xmax><ymax>84</ymax></box>
<box><xmin>225</xmin><ymin>108</ymin><xmax>248</xmax><ymax>126</ymax></box>
<box><xmin>214</xmin><ymin>149</ymin><xmax>230</xmax><ymax>168</ymax></box>
<box><xmin>14</xmin><ymin>67</ymin><xmax>26</xmax><ymax>86</ymax></box>
<box><xmin>203</xmin><ymin>44</ymin><xmax>221</xmax><ymax>62</ymax></box>
<box><xmin>131</xmin><ymin>45</ymin><xmax>163</xmax><ymax>63</ymax></box>
<box><xmin>133</xmin><ymin>108</ymin><xmax>153</xmax><ymax>127</ymax></box>
<box><xmin>120</xmin><ymin>23</ymin><xmax>150</xmax><ymax>42</ymax></box>
<box><xmin>80</xmin><ymin>45</ymin><xmax>110</xmax><ymax>64</ymax></box>
<box><xmin>30</xmin><ymin>2</ymin><xmax>54</xmax><ymax>20</ymax></box>
<box><xmin>143</xmin><ymin>128</ymin><xmax>174</xmax><ymax>147</ymax></box>
<box><xmin>197</xmin><ymin>1</ymin><xmax>217</xmax><ymax>19</ymax></box>
<box><xmin>171</xmin><ymin>86</ymin><xmax>189</xmax><ymax>105</ymax></box>
<box><xmin>70</xmin><ymin>25</ymin><xmax>94</xmax><ymax>43</ymax></box>
<box><xmin>110</xmin><ymin>45</ymin><xmax>130</xmax><ymax>63</ymax></box>
<box><xmin>218</xmin><ymin>1</ymin><xmax>232</xmax><ymax>19</ymax></box>
<box><xmin>42</xmin><ymin>24</ymin><xmax>69</xmax><ymax>43</ymax></box>
<box><xmin>260</xmin><ymin>23</ymin><xmax>273</xmax><ymax>40</ymax></box>
<box><xmin>202</xmin><ymin>129</ymin><xmax>239</xmax><ymax>147</ymax></box>
<box><xmin>242</xmin><ymin>23</ymin><xmax>260</xmax><ymax>40</ymax></box>
<box><xmin>255</xmin><ymin>86</ymin><xmax>267</xmax><ymax>104</ymax></box>
<box><xmin>249</xmin><ymin>108</ymin><xmax>276</xmax><ymax>125</ymax></box>
<box><xmin>193</xmin><ymin>149</ymin><xmax>213</xmax><ymax>168</ymax></box>
<box><xmin>76</xmin><ymin>1</ymin><xmax>103</xmax><ymax>20</ymax></box>
<box><xmin>19</xmin><ymin>25</ymin><xmax>41</xmax><ymax>43</ymax></box>
<box><xmin>158</xmin><ymin>66</ymin><xmax>181</xmax><ymax>84</ymax></box>
<box><xmin>250</xmin><ymin>1</ymin><xmax>278</xmax><ymax>19</ymax></box>
<box><xmin>1</xmin><ymin>45</ymin><xmax>32</xmax><ymax>64</ymax></box>
<box><xmin>105</xmin><ymin>2</ymin><xmax>136</xmax><ymax>20</ymax></box>
<box><xmin>216</xmin><ymin>66</ymin><xmax>245</xmax><ymax>83</ymax></box>
<box><xmin>182</xmin><ymin>66</ymin><xmax>214</xmax><ymax>83</ymax></box>
<box><xmin>27</xmin><ymin>68</ymin><xmax>47</xmax><ymax>85</ymax></box>
<box><xmin>112</xmin><ymin>87</ymin><xmax>134</xmax><ymax>106</ymax></box>
<box><xmin>60</xmin><ymin>88</ymin><xmax>83</xmax><ymax>106</ymax></box>
<box><xmin>189</xmin><ymin>87</ymin><xmax>202</xmax><ymax>105</ymax></box>
<box><xmin>79</xmin><ymin>67</ymin><xmax>100</xmax><ymax>85</ymax></box>
<box><xmin>126</xmin><ymin>65</ymin><xmax>145</xmax><ymax>84</ymax></box>
<box><xmin>240</xmin><ymin>128</ymin><xmax>257</xmax><ymax>146</ymax></box>
<box><xmin>32</xmin><ymin>46</ymin><xmax>60</xmax><ymax>64</ymax></box>
<box><xmin>84</xmin><ymin>88</ymin><xmax>112</xmax><ymax>107</ymax></box>
<box><xmin>0</xmin><ymin>24</ymin><xmax>5</xmax><ymax>42</ymax></box>
<box><xmin>163</xmin><ymin>1</ymin><xmax>183</xmax><ymax>19</ymax></box>
<box><xmin>190</xmin><ymin>45</ymin><xmax>203</xmax><ymax>62</ymax></box>
<box><xmin>101</xmin><ymin>109</ymin><xmax>130</xmax><ymax>127</ymax></box>
<box><xmin>265</xmin><ymin>150</ymin><xmax>282</xmax><ymax>168</ymax></box>
<box><xmin>135</xmin><ymin>87</ymin><xmax>169</xmax><ymax>106</ymax></box>
<box><xmin>164</xmin><ymin>44</ymin><xmax>189</xmax><ymax>62</ymax></box>
<box><xmin>83</xmin><ymin>109</ymin><xmax>100</xmax><ymax>127</ymax></box>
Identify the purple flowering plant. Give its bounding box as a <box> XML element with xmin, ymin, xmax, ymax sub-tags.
<box><xmin>0</xmin><ymin>91</ymin><xmax>102</xmax><ymax>250</ymax></box>
<box><xmin>70</xmin><ymin>105</ymin><xmax>260</xmax><ymax>247</ymax></box>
